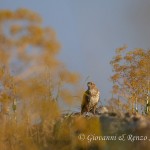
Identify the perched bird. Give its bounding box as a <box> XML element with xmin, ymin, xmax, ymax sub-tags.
<box><xmin>81</xmin><ymin>82</ymin><xmax>100</xmax><ymax>114</ymax></box>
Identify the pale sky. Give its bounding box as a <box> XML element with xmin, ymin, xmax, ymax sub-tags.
<box><xmin>1</xmin><ymin>0</ymin><xmax>150</xmax><ymax>102</ymax></box>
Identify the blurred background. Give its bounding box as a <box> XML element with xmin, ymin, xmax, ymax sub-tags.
<box><xmin>1</xmin><ymin>0</ymin><xmax>150</xmax><ymax>102</ymax></box>
<box><xmin>0</xmin><ymin>1</ymin><xmax>150</xmax><ymax>150</ymax></box>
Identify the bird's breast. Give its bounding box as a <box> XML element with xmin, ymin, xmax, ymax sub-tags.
<box><xmin>89</xmin><ymin>90</ymin><xmax>100</xmax><ymax>108</ymax></box>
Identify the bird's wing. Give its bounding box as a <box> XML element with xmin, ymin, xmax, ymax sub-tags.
<box><xmin>81</xmin><ymin>90</ymin><xmax>90</xmax><ymax>107</ymax></box>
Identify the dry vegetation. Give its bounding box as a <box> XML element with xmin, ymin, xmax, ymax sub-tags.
<box><xmin>0</xmin><ymin>9</ymin><xmax>82</xmax><ymax>150</ymax></box>
<box><xmin>110</xmin><ymin>46</ymin><xmax>150</xmax><ymax>114</ymax></box>
<box><xmin>0</xmin><ymin>9</ymin><xmax>150</xmax><ymax>150</ymax></box>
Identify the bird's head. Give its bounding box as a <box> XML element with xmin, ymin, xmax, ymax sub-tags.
<box><xmin>87</xmin><ymin>82</ymin><xmax>96</xmax><ymax>90</ymax></box>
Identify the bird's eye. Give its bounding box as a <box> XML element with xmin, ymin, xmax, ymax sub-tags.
<box><xmin>87</xmin><ymin>82</ymin><xmax>91</xmax><ymax>85</ymax></box>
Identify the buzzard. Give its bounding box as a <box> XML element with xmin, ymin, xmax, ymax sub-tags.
<box><xmin>81</xmin><ymin>82</ymin><xmax>100</xmax><ymax>114</ymax></box>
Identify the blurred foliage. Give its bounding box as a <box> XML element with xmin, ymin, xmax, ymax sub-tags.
<box><xmin>0</xmin><ymin>8</ymin><xmax>82</xmax><ymax>150</ymax></box>
<box><xmin>0</xmin><ymin>8</ymin><xmax>149</xmax><ymax>150</ymax></box>
<box><xmin>110</xmin><ymin>46</ymin><xmax>150</xmax><ymax>114</ymax></box>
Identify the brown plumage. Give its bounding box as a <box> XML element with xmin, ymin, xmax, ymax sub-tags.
<box><xmin>81</xmin><ymin>82</ymin><xmax>100</xmax><ymax>114</ymax></box>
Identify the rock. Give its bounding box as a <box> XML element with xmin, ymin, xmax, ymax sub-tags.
<box><xmin>61</xmin><ymin>110</ymin><xmax>150</xmax><ymax>132</ymax></box>
<box><xmin>96</xmin><ymin>106</ymin><xmax>109</xmax><ymax>114</ymax></box>
<box><xmin>99</xmin><ymin>113</ymin><xmax>121</xmax><ymax>134</ymax></box>
<box><xmin>124</xmin><ymin>112</ymin><xmax>131</xmax><ymax>118</ymax></box>
<box><xmin>131</xmin><ymin>114</ymin><xmax>149</xmax><ymax>129</ymax></box>
<box><xmin>85</xmin><ymin>112</ymin><xmax>94</xmax><ymax>117</ymax></box>
<box><xmin>108</xmin><ymin>112</ymin><xmax>117</xmax><ymax>117</ymax></box>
